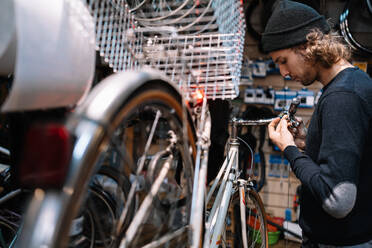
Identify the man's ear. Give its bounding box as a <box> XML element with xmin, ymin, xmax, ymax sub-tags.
<box><xmin>298</xmin><ymin>44</ymin><xmax>307</xmax><ymax>50</ymax></box>
<box><xmin>292</xmin><ymin>44</ymin><xmax>307</xmax><ymax>53</ymax></box>
<box><xmin>291</xmin><ymin>44</ymin><xmax>309</xmax><ymax>59</ymax></box>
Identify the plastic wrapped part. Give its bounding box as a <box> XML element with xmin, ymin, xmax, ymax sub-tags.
<box><xmin>2</xmin><ymin>0</ymin><xmax>96</xmax><ymax>112</ymax></box>
<box><xmin>0</xmin><ymin>0</ymin><xmax>16</xmax><ymax>76</ymax></box>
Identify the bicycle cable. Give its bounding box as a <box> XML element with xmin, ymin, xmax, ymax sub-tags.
<box><xmin>237</xmin><ymin>136</ymin><xmax>254</xmax><ymax>178</ymax></box>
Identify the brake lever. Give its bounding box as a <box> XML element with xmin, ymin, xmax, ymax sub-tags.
<box><xmin>288</xmin><ymin>97</ymin><xmax>300</xmax><ymax>128</ymax></box>
<box><xmin>279</xmin><ymin>97</ymin><xmax>301</xmax><ymax>128</ymax></box>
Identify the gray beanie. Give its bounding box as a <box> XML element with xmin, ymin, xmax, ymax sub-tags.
<box><xmin>261</xmin><ymin>0</ymin><xmax>330</xmax><ymax>53</ymax></box>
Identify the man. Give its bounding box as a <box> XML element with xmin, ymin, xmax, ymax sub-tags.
<box><xmin>262</xmin><ymin>0</ymin><xmax>372</xmax><ymax>247</ymax></box>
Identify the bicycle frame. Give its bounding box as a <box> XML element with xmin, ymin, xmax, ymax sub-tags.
<box><xmin>189</xmin><ymin>97</ymin><xmax>211</xmax><ymax>248</ymax></box>
<box><xmin>204</xmin><ymin>130</ymin><xmax>240</xmax><ymax>248</ymax></box>
<box><xmin>190</xmin><ymin>114</ymin><xmax>276</xmax><ymax>248</ymax></box>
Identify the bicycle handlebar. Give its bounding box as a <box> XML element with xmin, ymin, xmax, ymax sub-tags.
<box><xmin>230</xmin><ymin>98</ymin><xmax>301</xmax><ymax>138</ymax></box>
<box><xmin>229</xmin><ymin>117</ymin><xmax>276</xmax><ymax>140</ymax></box>
<box><xmin>230</xmin><ymin>117</ymin><xmax>277</xmax><ymax>126</ymax></box>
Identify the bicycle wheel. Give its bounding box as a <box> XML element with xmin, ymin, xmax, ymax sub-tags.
<box><xmin>114</xmin><ymin>85</ymin><xmax>196</xmax><ymax>248</ymax></box>
<box><xmin>0</xmin><ymin>168</ymin><xmax>26</xmax><ymax>247</ymax></box>
<box><xmin>232</xmin><ymin>187</ymin><xmax>268</xmax><ymax>248</ymax></box>
<box><xmin>17</xmin><ymin>71</ymin><xmax>196</xmax><ymax>248</ymax></box>
<box><xmin>0</xmin><ymin>211</ymin><xmax>20</xmax><ymax>247</ymax></box>
<box><xmin>68</xmin><ymin>165</ymin><xmax>131</xmax><ymax>247</ymax></box>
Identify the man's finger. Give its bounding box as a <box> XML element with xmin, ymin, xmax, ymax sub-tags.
<box><xmin>279</xmin><ymin>117</ymin><xmax>289</xmax><ymax>132</ymax></box>
<box><xmin>268</xmin><ymin>117</ymin><xmax>280</xmax><ymax>134</ymax></box>
<box><xmin>294</xmin><ymin>116</ymin><xmax>303</xmax><ymax>122</ymax></box>
<box><xmin>291</xmin><ymin>127</ymin><xmax>298</xmax><ymax>135</ymax></box>
<box><xmin>277</xmin><ymin>115</ymin><xmax>287</xmax><ymax>132</ymax></box>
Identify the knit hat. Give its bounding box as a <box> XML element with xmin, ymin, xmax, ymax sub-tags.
<box><xmin>261</xmin><ymin>0</ymin><xmax>330</xmax><ymax>53</ymax></box>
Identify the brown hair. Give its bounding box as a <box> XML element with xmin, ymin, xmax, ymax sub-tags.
<box><xmin>292</xmin><ymin>29</ymin><xmax>352</xmax><ymax>68</ymax></box>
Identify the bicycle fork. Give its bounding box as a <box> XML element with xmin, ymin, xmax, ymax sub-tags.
<box><xmin>238</xmin><ymin>179</ymin><xmax>251</xmax><ymax>248</ymax></box>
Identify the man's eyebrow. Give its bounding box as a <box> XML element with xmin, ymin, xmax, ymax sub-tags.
<box><xmin>274</xmin><ymin>56</ymin><xmax>282</xmax><ymax>64</ymax></box>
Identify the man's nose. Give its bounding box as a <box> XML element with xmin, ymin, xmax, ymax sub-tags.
<box><xmin>279</xmin><ymin>66</ymin><xmax>289</xmax><ymax>78</ymax></box>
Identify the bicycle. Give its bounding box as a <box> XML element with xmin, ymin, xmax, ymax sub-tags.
<box><xmin>202</xmin><ymin>96</ymin><xmax>301</xmax><ymax>248</ymax></box>
<box><xmin>14</xmin><ymin>70</ymin><xmax>195</xmax><ymax>248</ymax></box>
<box><xmin>14</xmin><ymin>68</ymin><xmax>294</xmax><ymax>248</ymax></box>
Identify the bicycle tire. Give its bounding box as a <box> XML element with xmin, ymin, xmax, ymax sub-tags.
<box><xmin>232</xmin><ymin>187</ymin><xmax>268</xmax><ymax>248</ymax></box>
<box><xmin>16</xmin><ymin>70</ymin><xmax>197</xmax><ymax>248</ymax></box>
<box><xmin>68</xmin><ymin>165</ymin><xmax>132</xmax><ymax>248</ymax></box>
<box><xmin>0</xmin><ymin>218</ymin><xmax>18</xmax><ymax>247</ymax></box>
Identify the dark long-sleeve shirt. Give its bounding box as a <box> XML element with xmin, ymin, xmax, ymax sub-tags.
<box><xmin>284</xmin><ymin>67</ymin><xmax>372</xmax><ymax>245</ymax></box>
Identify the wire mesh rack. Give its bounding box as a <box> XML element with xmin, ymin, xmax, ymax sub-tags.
<box><xmin>136</xmin><ymin>33</ymin><xmax>243</xmax><ymax>100</ymax></box>
<box><xmin>84</xmin><ymin>0</ymin><xmax>246</xmax><ymax>100</ymax></box>
<box><xmin>84</xmin><ymin>0</ymin><xmax>141</xmax><ymax>72</ymax></box>
<box><xmin>127</xmin><ymin>0</ymin><xmax>218</xmax><ymax>35</ymax></box>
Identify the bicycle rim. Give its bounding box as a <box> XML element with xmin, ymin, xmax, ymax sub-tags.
<box><xmin>232</xmin><ymin>188</ymin><xmax>268</xmax><ymax>248</ymax></box>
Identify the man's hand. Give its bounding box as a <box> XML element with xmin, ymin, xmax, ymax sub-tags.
<box><xmin>268</xmin><ymin>116</ymin><xmax>296</xmax><ymax>151</ymax></box>
<box><xmin>288</xmin><ymin>116</ymin><xmax>307</xmax><ymax>150</ymax></box>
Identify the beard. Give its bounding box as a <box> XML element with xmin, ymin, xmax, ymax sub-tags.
<box><xmin>298</xmin><ymin>70</ymin><xmax>316</xmax><ymax>86</ymax></box>
<box><xmin>300</xmin><ymin>79</ymin><xmax>315</xmax><ymax>86</ymax></box>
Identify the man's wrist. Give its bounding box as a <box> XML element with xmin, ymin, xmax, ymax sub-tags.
<box><xmin>284</xmin><ymin>145</ymin><xmax>297</xmax><ymax>152</ymax></box>
<box><xmin>283</xmin><ymin>145</ymin><xmax>304</xmax><ymax>168</ymax></box>
<box><xmin>282</xmin><ymin>142</ymin><xmax>296</xmax><ymax>152</ymax></box>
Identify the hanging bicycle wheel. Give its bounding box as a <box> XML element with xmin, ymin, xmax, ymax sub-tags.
<box><xmin>339</xmin><ymin>0</ymin><xmax>372</xmax><ymax>56</ymax></box>
<box><xmin>232</xmin><ymin>187</ymin><xmax>268</xmax><ymax>248</ymax></box>
<box><xmin>0</xmin><ymin>210</ymin><xmax>20</xmax><ymax>247</ymax></box>
<box><xmin>16</xmin><ymin>71</ymin><xmax>197</xmax><ymax>248</ymax></box>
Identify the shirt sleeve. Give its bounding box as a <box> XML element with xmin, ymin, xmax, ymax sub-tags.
<box><xmin>284</xmin><ymin>91</ymin><xmax>368</xmax><ymax>218</ymax></box>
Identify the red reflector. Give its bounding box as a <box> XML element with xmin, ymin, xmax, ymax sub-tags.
<box><xmin>19</xmin><ymin>123</ymin><xmax>71</xmax><ymax>188</ymax></box>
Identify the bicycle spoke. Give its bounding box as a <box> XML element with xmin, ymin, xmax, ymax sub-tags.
<box><xmin>137</xmin><ymin>109</ymin><xmax>162</xmax><ymax>175</ymax></box>
<box><xmin>233</xmin><ymin>187</ymin><xmax>268</xmax><ymax>248</ymax></box>
<box><xmin>141</xmin><ymin>226</ymin><xmax>188</xmax><ymax>248</ymax></box>
<box><xmin>116</xmin><ymin>109</ymin><xmax>161</xmax><ymax>235</ymax></box>
<box><xmin>121</xmin><ymin>154</ymin><xmax>173</xmax><ymax>246</ymax></box>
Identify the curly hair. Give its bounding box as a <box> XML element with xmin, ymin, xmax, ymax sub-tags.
<box><xmin>292</xmin><ymin>29</ymin><xmax>352</xmax><ymax>68</ymax></box>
